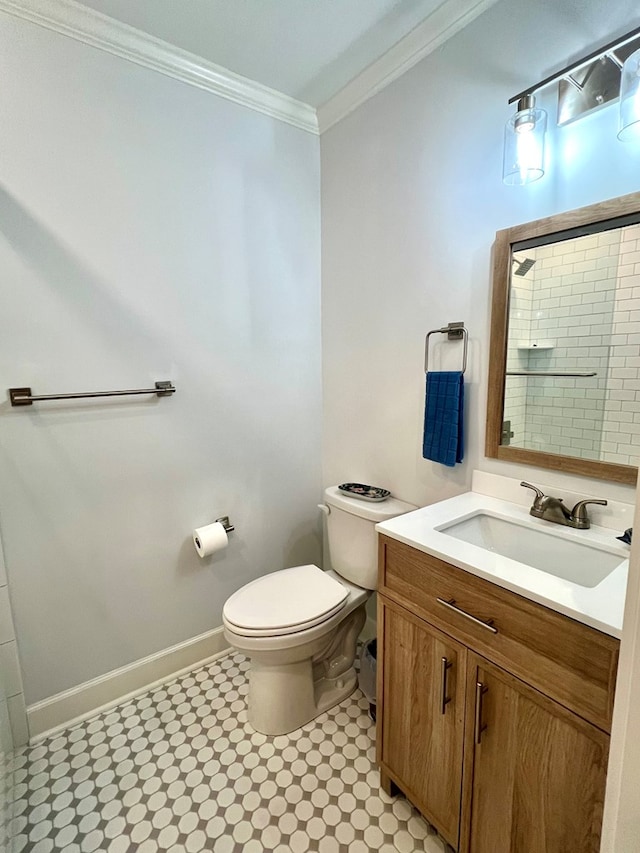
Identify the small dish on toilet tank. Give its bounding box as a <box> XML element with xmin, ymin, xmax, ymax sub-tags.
<box><xmin>338</xmin><ymin>483</ymin><xmax>390</xmax><ymax>502</ymax></box>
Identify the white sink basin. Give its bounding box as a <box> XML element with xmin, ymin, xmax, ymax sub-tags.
<box><xmin>375</xmin><ymin>489</ymin><xmax>630</xmax><ymax>637</ymax></box>
<box><xmin>437</xmin><ymin>512</ymin><xmax>623</xmax><ymax>588</ymax></box>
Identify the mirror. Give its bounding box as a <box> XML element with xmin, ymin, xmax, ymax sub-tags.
<box><xmin>486</xmin><ymin>191</ymin><xmax>640</xmax><ymax>485</ymax></box>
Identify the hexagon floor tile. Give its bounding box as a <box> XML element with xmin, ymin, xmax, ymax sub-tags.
<box><xmin>11</xmin><ymin>652</ymin><xmax>452</xmax><ymax>852</ymax></box>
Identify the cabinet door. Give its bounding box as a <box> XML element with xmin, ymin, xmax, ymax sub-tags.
<box><xmin>461</xmin><ymin>654</ymin><xmax>609</xmax><ymax>853</ymax></box>
<box><xmin>378</xmin><ymin>596</ymin><xmax>466</xmax><ymax>847</ymax></box>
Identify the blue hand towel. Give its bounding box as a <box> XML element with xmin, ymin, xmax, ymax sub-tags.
<box><xmin>422</xmin><ymin>371</ymin><xmax>464</xmax><ymax>467</ymax></box>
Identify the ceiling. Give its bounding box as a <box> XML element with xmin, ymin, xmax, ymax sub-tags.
<box><xmin>74</xmin><ymin>0</ymin><xmax>448</xmax><ymax>106</ymax></box>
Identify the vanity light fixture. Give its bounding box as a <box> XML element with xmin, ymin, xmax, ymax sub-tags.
<box><xmin>503</xmin><ymin>24</ymin><xmax>640</xmax><ymax>185</ymax></box>
<box><xmin>619</xmin><ymin>46</ymin><xmax>640</xmax><ymax>140</ymax></box>
<box><xmin>502</xmin><ymin>94</ymin><xmax>547</xmax><ymax>186</ymax></box>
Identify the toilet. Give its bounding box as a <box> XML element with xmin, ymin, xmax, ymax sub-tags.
<box><xmin>222</xmin><ymin>486</ymin><xmax>416</xmax><ymax>735</ymax></box>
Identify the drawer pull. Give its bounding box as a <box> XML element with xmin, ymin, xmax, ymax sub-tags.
<box><xmin>436</xmin><ymin>598</ymin><xmax>498</xmax><ymax>634</ymax></box>
<box><xmin>474</xmin><ymin>681</ymin><xmax>488</xmax><ymax>744</ymax></box>
<box><xmin>440</xmin><ymin>656</ymin><xmax>452</xmax><ymax>715</ymax></box>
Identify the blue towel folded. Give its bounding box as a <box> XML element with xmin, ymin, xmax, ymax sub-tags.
<box><xmin>422</xmin><ymin>371</ymin><xmax>464</xmax><ymax>467</ymax></box>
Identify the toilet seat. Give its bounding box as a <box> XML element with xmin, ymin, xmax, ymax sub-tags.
<box><xmin>223</xmin><ymin>564</ymin><xmax>349</xmax><ymax>637</ymax></box>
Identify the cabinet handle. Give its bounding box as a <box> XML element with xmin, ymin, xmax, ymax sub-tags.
<box><xmin>440</xmin><ymin>656</ymin><xmax>452</xmax><ymax>715</ymax></box>
<box><xmin>436</xmin><ymin>598</ymin><xmax>498</xmax><ymax>634</ymax></box>
<box><xmin>474</xmin><ymin>681</ymin><xmax>488</xmax><ymax>744</ymax></box>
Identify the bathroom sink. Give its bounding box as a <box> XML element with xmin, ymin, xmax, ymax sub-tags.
<box><xmin>437</xmin><ymin>512</ymin><xmax>623</xmax><ymax>588</ymax></box>
<box><xmin>376</xmin><ymin>484</ymin><xmax>630</xmax><ymax>637</ymax></box>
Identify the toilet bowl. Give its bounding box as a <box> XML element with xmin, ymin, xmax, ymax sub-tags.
<box><xmin>223</xmin><ymin>486</ymin><xmax>416</xmax><ymax>735</ymax></box>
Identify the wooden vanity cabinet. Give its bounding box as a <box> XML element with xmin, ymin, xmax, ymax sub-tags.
<box><xmin>376</xmin><ymin>535</ymin><xmax>619</xmax><ymax>853</ymax></box>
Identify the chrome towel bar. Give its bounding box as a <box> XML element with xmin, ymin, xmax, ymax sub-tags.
<box><xmin>9</xmin><ymin>381</ymin><xmax>176</xmax><ymax>407</ymax></box>
<box><xmin>424</xmin><ymin>322</ymin><xmax>468</xmax><ymax>375</ymax></box>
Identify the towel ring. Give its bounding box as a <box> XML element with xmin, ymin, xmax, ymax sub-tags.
<box><xmin>424</xmin><ymin>322</ymin><xmax>468</xmax><ymax>375</ymax></box>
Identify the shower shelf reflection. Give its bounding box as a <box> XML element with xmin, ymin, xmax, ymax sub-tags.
<box><xmin>506</xmin><ymin>370</ymin><xmax>597</xmax><ymax>377</ymax></box>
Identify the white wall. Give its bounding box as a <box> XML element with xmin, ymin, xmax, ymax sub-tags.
<box><xmin>321</xmin><ymin>0</ymin><xmax>640</xmax><ymax>511</ymax></box>
<box><xmin>0</xmin><ymin>13</ymin><xmax>322</xmax><ymax>705</ymax></box>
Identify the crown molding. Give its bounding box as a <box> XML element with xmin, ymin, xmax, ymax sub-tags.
<box><xmin>317</xmin><ymin>0</ymin><xmax>500</xmax><ymax>133</ymax></box>
<box><xmin>0</xmin><ymin>0</ymin><xmax>319</xmax><ymax>134</ymax></box>
<box><xmin>0</xmin><ymin>0</ymin><xmax>500</xmax><ymax>136</ymax></box>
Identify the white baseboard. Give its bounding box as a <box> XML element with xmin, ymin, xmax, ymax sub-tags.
<box><xmin>28</xmin><ymin>626</ymin><xmax>230</xmax><ymax>742</ymax></box>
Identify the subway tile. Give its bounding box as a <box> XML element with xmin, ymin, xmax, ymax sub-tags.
<box><xmin>615</xmin><ymin>322</ymin><xmax>640</xmax><ymax>334</ymax></box>
<box><xmin>552</xmin><ymin>243</ymin><xmax>572</xmax><ymax>256</ymax></box>
<box><xmin>0</xmin><ymin>696</ymin><xmax>12</xmax><ymax>758</ymax></box>
<box><xmin>609</xmin><ymin>389</ymin><xmax>637</xmax><ymax>401</ymax></box>
<box><xmin>0</xmin><ymin>640</ymin><xmax>23</xmax><ymax>697</ymax></box>
<box><xmin>620</xmin><ymin>250</ymin><xmax>640</xmax><ymax>265</ymax></box>
<box><xmin>611</xmin><ymin>368</ymin><xmax>639</xmax><ymax>379</ymax></box>
<box><xmin>598</xmin><ymin>230</ymin><xmax>620</xmax><ymax>246</ymax></box>
<box><xmin>562</xmin><ymin>428</ymin><xmax>584</xmax><ymax>438</ymax></box>
<box><xmin>585</xmin><ymin>247</ymin><xmax>603</xmax><ymax>261</ymax></box>
<box><xmin>569</xmin><ymin>280</ymin><xmax>594</xmax><ymax>293</ymax></box>
<box><xmin>606</xmin><ymin>453</ymin><xmax>635</xmax><ymax>464</ymax></box>
<box><xmin>616</xmin><ymin>298</ymin><xmax>640</xmax><ymax>312</ymax></box>
<box><xmin>617</xmin><ymin>264</ymin><xmax>636</xmax><ymax>278</ymax></box>
<box><xmin>581</xmin><ymin>292</ymin><xmax>609</xmax><ymax>307</ymax></box>
<box><xmin>0</xmin><ymin>590</ymin><xmax>14</xmax><ymax>645</ymax></box>
<box><xmin>578</xmin><ymin>336</ymin><xmax>603</xmax><ymax>346</ymax></box>
<box><xmin>572</xmin><ymin>439</ymin><xmax>597</xmax><ymax>450</ymax></box>
<box><xmin>616</xmin><ymin>285</ymin><xmax>640</xmax><ymax>299</ymax></box>
<box><xmin>7</xmin><ymin>693</ymin><xmax>28</xmax><ymax>747</ymax></box>
<box><xmin>563</xmin><ymin>273</ymin><xmax>587</xmax><ymax>287</ymax></box>
<box><xmin>573</xmin><ymin>259</ymin><xmax>596</xmax><ymax>274</ymax></box>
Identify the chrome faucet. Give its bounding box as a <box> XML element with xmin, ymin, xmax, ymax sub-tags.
<box><xmin>520</xmin><ymin>482</ymin><xmax>607</xmax><ymax>530</ymax></box>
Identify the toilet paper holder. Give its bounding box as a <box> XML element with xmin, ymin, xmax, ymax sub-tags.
<box><xmin>215</xmin><ymin>516</ymin><xmax>235</xmax><ymax>534</ymax></box>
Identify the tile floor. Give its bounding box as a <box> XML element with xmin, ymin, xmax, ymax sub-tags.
<box><xmin>11</xmin><ymin>652</ymin><xmax>449</xmax><ymax>852</ymax></box>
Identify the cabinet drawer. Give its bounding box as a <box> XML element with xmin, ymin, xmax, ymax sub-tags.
<box><xmin>379</xmin><ymin>535</ymin><xmax>619</xmax><ymax>732</ymax></box>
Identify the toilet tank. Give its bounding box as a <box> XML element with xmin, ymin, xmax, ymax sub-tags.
<box><xmin>323</xmin><ymin>487</ymin><xmax>417</xmax><ymax>590</ymax></box>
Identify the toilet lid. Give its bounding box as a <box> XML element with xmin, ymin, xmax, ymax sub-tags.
<box><xmin>223</xmin><ymin>565</ymin><xmax>349</xmax><ymax>635</ymax></box>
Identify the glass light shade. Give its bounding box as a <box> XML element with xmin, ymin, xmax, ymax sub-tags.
<box><xmin>503</xmin><ymin>106</ymin><xmax>547</xmax><ymax>186</ymax></box>
<box><xmin>618</xmin><ymin>47</ymin><xmax>640</xmax><ymax>141</ymax></box>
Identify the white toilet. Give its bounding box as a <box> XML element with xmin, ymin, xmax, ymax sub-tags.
<box><xmin>222</xmin><ymin>486</ymin><xmax>416</xmax><ymax>735</ymax></box>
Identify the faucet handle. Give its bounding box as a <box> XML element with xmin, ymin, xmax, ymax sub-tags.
<box><xmin>520</xmin><ymin>481</ymin><xmax>545</xmax><ymax>502</ymax></box>
<box><xmin>570</xmin><ymin>498</ymin><xmax>607</xmax><ymax>524</ymax></box>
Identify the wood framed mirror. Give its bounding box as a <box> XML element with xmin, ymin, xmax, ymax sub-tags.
<box><xmin>486</xmin><ymin>191</ymin><xmax>640</xmax><ymax>485</ymax></box>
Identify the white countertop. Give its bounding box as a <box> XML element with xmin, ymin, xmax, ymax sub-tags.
<box><xmin>376</xmin><ymin>492</ymin><xmax>629</xmax><ymax>638</ymax></box>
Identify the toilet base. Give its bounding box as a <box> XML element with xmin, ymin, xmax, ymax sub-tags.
<box><xmin>248</xmin><ymin>661</ymin><xmax>358</xmax><ymax>736</ymax></box>
<box><xmin>245</xmin><ymin>605</ymin><xmax>366</xmax><ymax>735</ymax></box>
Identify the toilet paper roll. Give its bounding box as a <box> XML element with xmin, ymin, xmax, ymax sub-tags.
<box><xmin>193</xmin><ymin>522</ymin><xmax>228</xmax><ymax>558</ymax></box>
